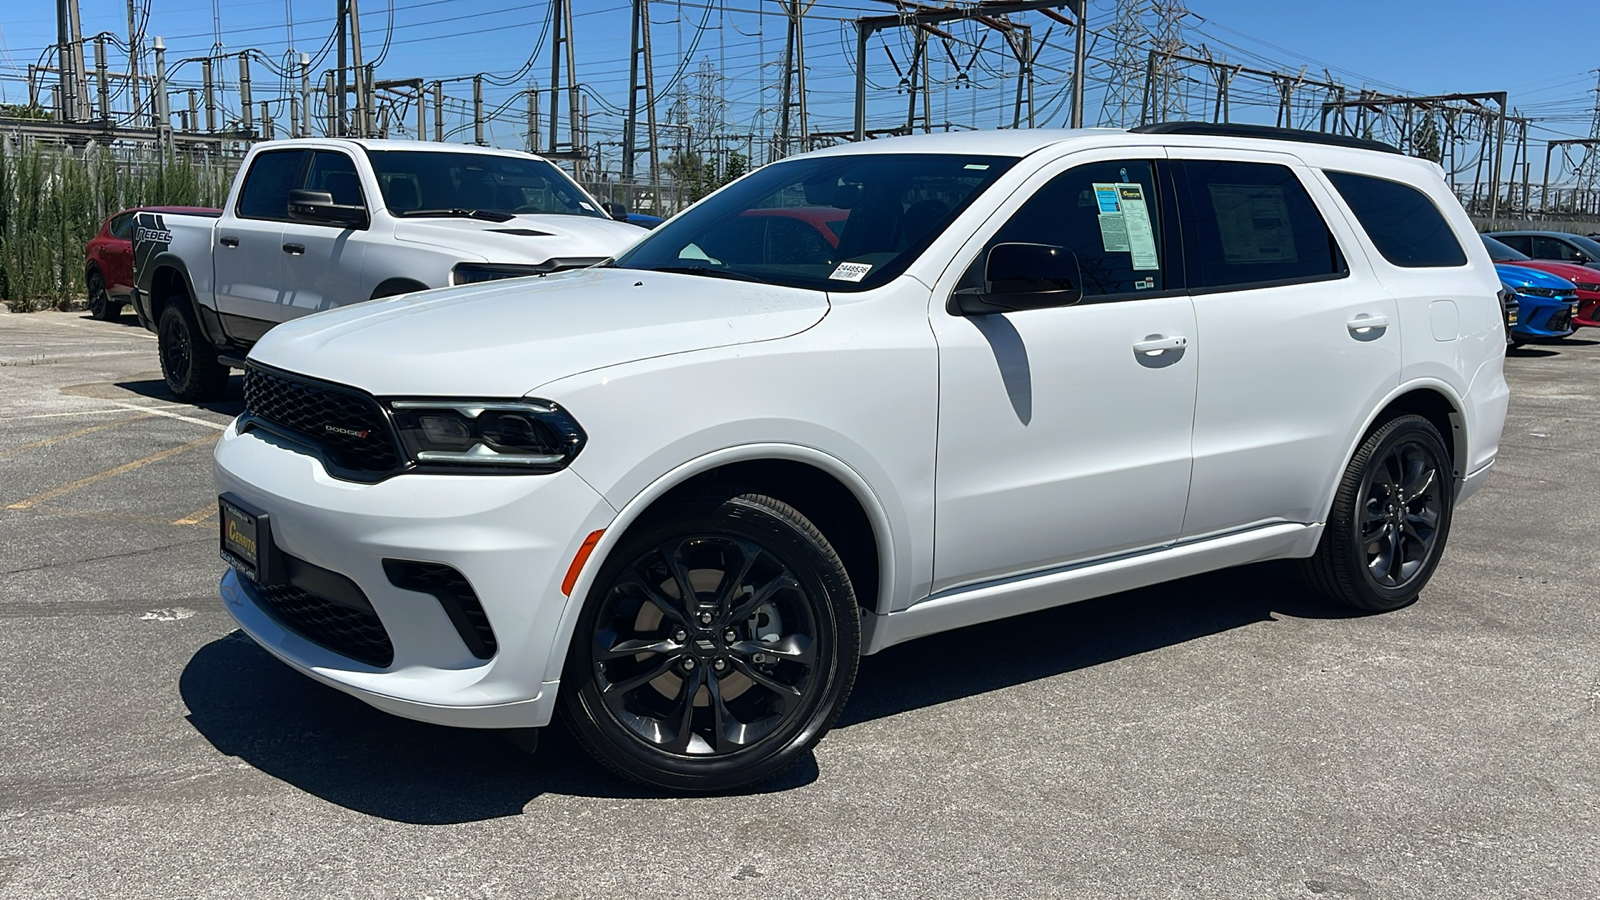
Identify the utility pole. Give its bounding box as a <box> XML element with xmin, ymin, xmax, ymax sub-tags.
<box><xmin>622</xmin><ymin>0</ymin><xmax>660</xmax><ymax>196</ymax></box>
<box><xmin>526</xmin><ymin>84</ymin><xmax>538</xmax><ymax>153</ymax></box>
<box><xmin>298</xmin><ymin>52</ymin><xmax>311</xmax><ymax>137</ymax></box>
<box><xmin>775</xmin><ymin>0</ymin><xmax>813</xmax><ymax>158</ymax></box>
<box><xmin>127</xmin><ymin>0</ymin><xmax>142</xmax><ymax>122</ymax></box>
<box><xmin>547</xmin><ymin>0</ymin><xmax>583</xmax><ymax>178</ymax></box>
<box><xmin>325</xmin><ymin>71</ymin><xmax>338</xmax><ymax>135</ymax></box>
<box><xmin>335</xmin><ymin>0</ymin><xmax>348</xmax><ymax>135</ymax></box>
<box><xmin>349</xmin><ymin>0</ymin><xmax>368</xmax><ymax>137</ymax></box>
<box><xmin>68</xmin><ymin>0</ymin><xmax>89</xmax><ymax>120</ymax></box>
<box><xmin>261</xmin><ymin>101</ymin><xmax>274</xmax><ymax>139</ymax></box>
<box><xmin>56</xmin><ymin>0</ymin><xmax>78</xmax><ymax>121</ymax></box>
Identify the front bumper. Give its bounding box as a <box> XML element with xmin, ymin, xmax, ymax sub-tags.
<box><xmin>1511</xmin><ymin>295</ymin><xmax>1578</xmax><ymax>338</ymax></box>
<box><xmin>214</xmin><ymin>420</ymin><xmax>615</xmax><ymax>728</ymax></box>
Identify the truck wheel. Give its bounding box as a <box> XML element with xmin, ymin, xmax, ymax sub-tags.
<box><xmin>158</xmin><ymin>303</ymin><xmax>230</xmax><ymax>402</ymax></box>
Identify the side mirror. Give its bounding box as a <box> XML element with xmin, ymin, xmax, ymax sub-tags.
<box><xmin>950</xmin><ymin>242</ymin><xmax>1084</xmax><ymax>316</ymax></box>
<box><xmin>602</xmin><ymin>201</ymin><xmax>629</xmax><ymax>222</ymax></box>
<box><xmin>287</xmin><ymin>189</ymin><xmax>367</xmax><ymax>227</ymax></box>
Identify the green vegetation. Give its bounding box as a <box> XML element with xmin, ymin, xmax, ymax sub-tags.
<box><xmin>0</xmin><ymin>142</ymin><xmax>234</xmax><ymax>312</ymax></box>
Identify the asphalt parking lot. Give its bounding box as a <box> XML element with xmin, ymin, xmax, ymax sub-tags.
<box><xmin>1</xmin><ymin>308</ymin><xmax>1596</xmax><ymax>899</ymax></box>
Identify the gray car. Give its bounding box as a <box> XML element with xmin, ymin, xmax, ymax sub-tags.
<box><xmin>1487</xmin><ymin>230</ymin><xmax>1600</xmax><ymax>270</ymax></box>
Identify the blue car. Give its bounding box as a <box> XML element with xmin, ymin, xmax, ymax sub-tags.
<box><xmin>1494</xmin><ymin>263</ymin><xmax>1579</xmax><ymax>345</ymax></box>
<box><xmin>626</xmin><ymin>212</ymin><xmax>666</xmax><ymax>229</ymax></box>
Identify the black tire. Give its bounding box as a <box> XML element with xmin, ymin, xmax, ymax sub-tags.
<box><xmin>1300</xmin><ymin>414</ymin><xmax>1454</xmax><ymax>612</ymax></box>
<box><xmin>87</xmin><ymin>269</ymin><xmax>120</xmax><ymax>320</ymax></box>
<box><xmin>561</xmin><ymin>492</ymin><xmax>860</xmax><ymax>792</ymax></box>
<box><xmin>157</xmin><ymin>302</ymin><xmax>230</xmax><ymax>403</ymax></box>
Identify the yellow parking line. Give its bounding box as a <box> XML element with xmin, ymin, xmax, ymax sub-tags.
<box><xmin>0</xmin><ymin>413</ymin><xmax>155</xmax><ymax>461</ymax></box>
<box><xmin>172</xmin><ymin>504</ymin><xmax>219</xmax><ymax>526</ymax></box>
<box><xmin>5</xmin><ymin>434</ymin><xmax>218</xmax><ymax>511</ymax></box>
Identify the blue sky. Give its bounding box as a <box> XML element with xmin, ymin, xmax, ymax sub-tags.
<box><xmin>2</xmin><ymin>1</ymin><xmax>1596</xmax><ymax>174</ymax></box>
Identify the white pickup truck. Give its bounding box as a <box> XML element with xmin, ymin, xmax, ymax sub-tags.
<box><xmin>132</xmin><ymin>138</ymin><xmax>646</xmax><ymax>401</ymax></box>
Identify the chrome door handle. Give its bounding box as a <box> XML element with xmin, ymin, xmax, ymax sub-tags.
<box><xmin>1132</xmin><ymin>335</ymin><xmax>1188</xmax><ymax>354</ymax></box>
<box><xmin>219</xmin><ymin>235</ymin><xmax>240</xmax><ymax>248</ymax></box>
<box><xmin>282</xmin><ymin>243</ymin><xmax>306</xmax><ymax>255</ymax></box>
<box><xmin>1347</xmin><ymin>313</ymin><xmax>1389</xmax><ymax>334</ymax></box>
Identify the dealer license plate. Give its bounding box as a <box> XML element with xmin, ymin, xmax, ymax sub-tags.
<box><xmin>220</xmin><ymin>495</ymin><xmax>264</xmax><ymax>582</ymax></box>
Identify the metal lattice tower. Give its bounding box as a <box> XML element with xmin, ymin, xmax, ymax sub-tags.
<box><xmin>1575</xmin><ymin>69</ymin><xmax>1600</xmax><ymax>210</ymax></box>
<box><xmin>1148</xmin><ymin>1</ymin><xmax>1187</xmax><ymax>122</ymax></box>
<box><xmin>1098</xmin><ymin>0</ymin><xmax>1150</xmax><ymax>127</ymax></box>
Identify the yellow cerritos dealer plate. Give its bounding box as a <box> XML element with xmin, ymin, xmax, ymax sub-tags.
<box><xmin>219</xmin><ymin>493</ymin><xmax>270</xmax><ymax>583</ymax></box>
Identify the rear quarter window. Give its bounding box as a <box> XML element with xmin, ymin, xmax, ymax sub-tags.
<box><xmin>1325</xmin><ymin>171</ymin><xmax>1467</xmax><ymax>268</ymax></box>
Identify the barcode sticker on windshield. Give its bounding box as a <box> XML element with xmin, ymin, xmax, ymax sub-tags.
<box><xmin>829</xmin><ymin>262</ymin><xmax>873</xmax><ymax>282</ymax></box>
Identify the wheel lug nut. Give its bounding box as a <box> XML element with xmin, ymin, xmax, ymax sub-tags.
<box><xmin>713</xmin><ymin>658</ymin><xmax>727</xmax><ymax>672</ymax></box>
<box><xmin>672</xmin><ymin>628</ymin><xmax>687</xmax><ymax>643</ymax></box>
<box><xmin>681</xmin><ymin>658</ymin><xmax>696</xmax><ymax>671</ymax></box>
<box><xmin>698</xmin><ymin>612</ymin><xmax>713</xmax><ymax>626</ymax></box>
<box><xmin>723</xmin><ymin>629</ymin><xmax>737</xmax><ymax>643</ymax></box>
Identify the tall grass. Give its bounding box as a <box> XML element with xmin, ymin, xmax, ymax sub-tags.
<box><xmin>0</xmin><ymin>140</ymin><xmax>235</xmax><ymax>312</ymax></box>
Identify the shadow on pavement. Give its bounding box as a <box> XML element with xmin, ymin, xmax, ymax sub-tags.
<box><xmin>180</xmin><ymin>560</ymin><xmax>1352</xmax><ymax>822</ymax></box>
<box><xmin>180</xmin><ymin>633</ymin><xmax>819</xmax><ymax>824</ymax></box>
<box><xmin>114</xmin><ymin>376</ymin><xmax>246</xmax><ymax>413</ymax></box>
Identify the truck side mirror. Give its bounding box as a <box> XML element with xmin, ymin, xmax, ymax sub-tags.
<box><xmin>949</xmin><ymin>242</ymin><xmax>1084</xmax><ymax>316</ymax></box>
<box><xmin>288</xmin><ymin>189</ymin><xmax>368</xmax><ymax>228</ymax></box>
<box><xmin>602</xmin><ymin>201</ymin><xmax>629</xmax><ymax>222</ymax></box>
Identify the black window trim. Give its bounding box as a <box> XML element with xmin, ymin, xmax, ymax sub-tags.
<box><xmin>1170</xmin><ymin>157</ymin><xmax>1352</xmax><ymax>296</ymax></box>
<box><xmin>233</xmin><ymin>148</ymin><xmax>311</xmax><ymax>223</ymax></box>
<box><xmin>1323</xmin><ymin>168</ymin><xmax>1467</xmax><ymax>270</ymax></box>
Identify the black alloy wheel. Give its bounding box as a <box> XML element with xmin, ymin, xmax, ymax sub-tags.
<box><xmin>157</xmin><ymin>303</ymin><xmax>230</xmax><ymax>402</ymax></box>
<box><xmin>87</xmin><ymin>270</ymin><xmax>118</xmax><ymax>320</ymax></box>
<box><xmin>1301</xmin><ymin>414</ymin><xmax>1455</xmax><ymax>612</ymax></box>
<box><xmin>562</xmin><ymin>492</ymin><xmax>859</xmax><ymax>792</ymax></box>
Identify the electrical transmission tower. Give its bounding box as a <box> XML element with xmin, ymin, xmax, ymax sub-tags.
<box><xmin>774</xmin><ymin>0</ymin><xmax>814</xmax><ymax>160</ymax></box>
<box><xmin>1099</xmin><ymin>0</ymin><xmax>1149</xmax><ymax>127</ymax></box>
<box><xmin>1100</xmin><ymin>0</ymin><xmax>1187</xmax><ymax>127</ymax></box>
<box><xmin>1575</xmin><ymin>70</ymin><xmax>1600</xmax><ymax>212</ymax></box>
<box><xmin>621</xmin><ymin>0</ymin><xmax>660</xmax><ymax>194</ymax></box>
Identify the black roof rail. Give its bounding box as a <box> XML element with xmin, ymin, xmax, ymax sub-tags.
<box><xmin>1130</xmin><ymin>121</ymin><xmax>1403</xmax><ymax>156</ymax></box>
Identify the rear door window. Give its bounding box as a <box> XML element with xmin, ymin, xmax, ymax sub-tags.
<box><xmin>237</xmin><ymin>150</ymin><xmax>307</xmax><ymax>220</ymax></box>
<box><xmin>109</xmin><ymin>212</ymin><xmax>134</xmax><ymax>239</ymax></box>
<box><xmin>1173</xmin><ymin>160</ymin><xmax>1346</xmax><ymax>291</ymax></box>
<box><xmin>1325</xmin><ymin>171</ymin><xmax>1466</xmax><ymax>268</ymax></box>
<box><xmin>970</xmin><ymin>159</ymin><xmax>1167</xmax><ymax>298</ymax></box>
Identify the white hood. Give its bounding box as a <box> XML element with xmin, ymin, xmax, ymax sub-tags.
<box><xmin>247</xmin><ymin>267</ymin><xmax>830</xmax><ymax>396</ymax></box>
<box><xmin>391</xmin><ymin>213</ymin><xmax>646</xmax><ymax>264</ymax></box>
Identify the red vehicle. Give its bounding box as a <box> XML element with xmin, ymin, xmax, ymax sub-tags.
<box><xmin>1482</xmin><ymin>235</ymin><xmax>1600</xmax><ymax>328</ymax></box>
<box><xmin>85</xmin><ymin>206</ymin><xmax>219</xmax><ymax>320</ymax></box>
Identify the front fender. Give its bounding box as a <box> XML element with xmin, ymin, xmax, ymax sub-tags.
<box><xmin>543</xmin><ymin>442</ymin><xmax>902</xmax><ymax>686</ymax></box>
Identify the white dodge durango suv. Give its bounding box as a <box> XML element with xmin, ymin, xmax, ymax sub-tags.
<box><xmin>213</xmin><ymin>123</ymin><xmax>1510</xmax><ymax>791</ymax></box>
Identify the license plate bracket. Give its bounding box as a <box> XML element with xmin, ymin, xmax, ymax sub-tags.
<box><xmin>219</xmin><ymin>492</ymin><xmax>284</xmax><ymax>585</ymax></box>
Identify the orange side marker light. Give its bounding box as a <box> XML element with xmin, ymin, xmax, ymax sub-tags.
<box><xmin>561</xmin><ymin>530</ymin><xmax>606</xmax><ymax>596</ymax></box>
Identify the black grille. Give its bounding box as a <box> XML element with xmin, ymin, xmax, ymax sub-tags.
<box><xmin>250</xmin><ymin>581</ymin><xmax>395</xmax><ymax>668</ymax></box>
<box><xmin>244</xmin><ymin>364</ymin><xmax>401</xmax><ymax>478</ymax></box>
<box><xmin>384</xmin><ymin>560</ymin><xmax>497</xmax><ymax>659</ymax></box>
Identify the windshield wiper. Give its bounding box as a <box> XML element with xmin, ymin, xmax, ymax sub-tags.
<box><xmin>645</xmin><ymin>265</ymin><xmax>762</xmax><ymax>283</ymax></box>
<box><xmin>396</xmin><ymin>208</ymin><xmax>515</xmax><ymax>223</ymax></box>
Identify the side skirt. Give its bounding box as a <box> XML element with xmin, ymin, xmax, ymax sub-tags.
<box><xmin>870</xmin><ymin>522</ymin><xmax>1321</xmax><ymax>653</ymax></box>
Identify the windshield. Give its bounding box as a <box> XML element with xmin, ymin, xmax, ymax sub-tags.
<box><xmin>1482</xmin><ymin>235</ymin><xmax>1528</xmax><ymax>261</ymax></box>
<box><xmin>613</xmin><ymin>153</ymin><xmax>1019</xmax><ymax>291</ymax></box>
<box><xmin>365</xmin><ymin>149</ymin><xmax>606</xmax><ymax>219</ymax></box>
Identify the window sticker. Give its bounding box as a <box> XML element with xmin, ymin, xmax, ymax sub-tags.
<box><xmin>964</xmin><ymin>164</ymin><xmax>991</xmax><ymax>171</ymax></box>
<box><xmin>578</xmin><ymin>201</ymin><xmax>595</xmax><ymax>211</ymax></box>
<box><xmin>1207</xmin><ymin>184</ymin><xmax>1298</xmax><ymax>264</ymax></box>
<box><xmin>1116</xmin><ymin>183</ymin><xmax>1161</xmax><ymax>271</ymax></box>
<box><xmin>829</xmin><ymin>261</ymin><xmax>874</xmax><ymax>282</ymax></box>
<box><xmin>1092</xmin><ymin>182</ymin><xmax>1159</xmax><ymax>270</ymax></box>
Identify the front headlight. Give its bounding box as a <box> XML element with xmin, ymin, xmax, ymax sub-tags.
<box><xmin>1520</xmin><ymin>287</ymin><xmax>1561</xmax><ymax>298</ymax></box>
<box><xmin>449</xmin><ymin>262</ymin><xmax>551</xmax><ymax>285</ymax></box>
<box><xmin>388</xmin><ymin>399</ymin><xmax>586</xmax><ymax>473</ymax></box>
<box><xmin>1573</xmin><ymin>282</ymin><xmax>1600</xmax><ymax>292</ymax></box>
